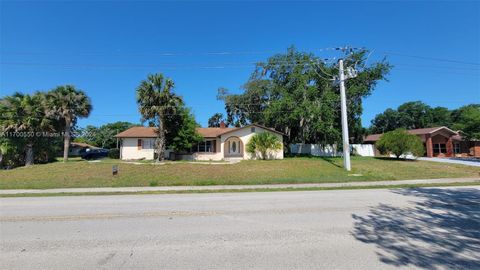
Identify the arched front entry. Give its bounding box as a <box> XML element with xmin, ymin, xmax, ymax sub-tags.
<box><xmin>224</xmin><ymin>136</ymin><xmax>243</xmax><ymax>158</ymax></box>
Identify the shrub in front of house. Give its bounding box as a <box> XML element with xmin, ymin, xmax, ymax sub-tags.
<box><xmin>246</xmin><ymin>132</ymin><xmax>282</xmax><ymax>160</ymax></box>
<box><xmin>376</xmin><ymin>129</ymin><xmax>424</xmax><ymax>159</ymax></box>
<box><xmin>108</xmin><ymin>148</ymin><xmax>120</xmax><ymax>159</ymax></box>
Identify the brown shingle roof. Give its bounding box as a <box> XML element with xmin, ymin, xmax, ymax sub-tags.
<box><xmin>115</xmin><ymin>124</ymin><xmax>284</xmax><ymax>139</ymax></box>
<box><xmin>407</xmin><ymin>127</ymin><xmax>447</xmax><ymax>135</ymax></box>
<box><xmin>196</xmin><ymin>127</ymin><xmax>239</xmax><ymax>138</ymax></box>
<box><xmin>115</xmin><ymin>126</ymin><xmax>157</xmax><ymax>138</ymax></box>
<box><xmin>364</xmin><ymin>134</ymin><xmax>382</xmax><ymax>142</ymax></box>
<box><xmin>364</xmin><ymin>126</ymin><xmax>458</xmax><ymax>142</ymax></box>
<box><xmin>115</xmin><ymin>126</ymin><xmax>238</xmax><ymax>138</ymax></box>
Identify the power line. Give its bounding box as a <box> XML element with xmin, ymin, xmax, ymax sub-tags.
<box><xmin>382</xmin><ymin>51</ymin><xmax>480</xmax><ymax>66</ymax></box>
<box><xmin>3</xmin><ymin>61</ymin><xmax>478</xmax><ymax>77</ymax></box>
<box><xmin>0</xmin><ymin>59</ymin><xmax>340</xmax><ymax>70</ymax></box>
<box><xmin>2</xmin><ymin>46</ymin><xmax>479</xmax><ymax>66</ymax></box>
<box><xmin>0</xmin><ymin>47</ymin><xmax>341</xmax><ymax>57</ymax></box>
<box><xmin>393</xmin><ymin>63</ymin><xmax>480</xmax><ymax>71</ymax></box>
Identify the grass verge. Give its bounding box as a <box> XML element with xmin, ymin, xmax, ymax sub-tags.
<box><xmin>2</xmin><ymin>181</ymin><xmax>479</xmax><ymax>198</ymax></box>
<box><xmin>1</xmin><ymin>157</ymin><xmax>479</xmax><ymax>189</ymax></box>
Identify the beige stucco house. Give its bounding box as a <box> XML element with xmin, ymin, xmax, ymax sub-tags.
<box><xmin>114</xmin><ymin>123</ymin><xmax>284</xmax><ymax>161</ymax></box>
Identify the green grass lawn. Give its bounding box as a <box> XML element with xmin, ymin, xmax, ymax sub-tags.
<box><xmin>0</xmin><ymin>157</ymin><xmax>478</xmax><ymax>189</ymax></box>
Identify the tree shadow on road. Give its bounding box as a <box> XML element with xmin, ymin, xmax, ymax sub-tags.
<box><xmin>351</xmin><ymin>188</ymin><xmax>480</xmax><ymax>269</ymax></box>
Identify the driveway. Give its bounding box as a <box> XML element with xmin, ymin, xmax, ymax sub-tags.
<box><xmin>1</xmin><ymin>187</ymin><xmax>479</xmax><ymax>269</ymax></box>
<box><xmin>417</xmin><ymin>157</ymin><xmax>480</xmax><ymax>167</ymax></box>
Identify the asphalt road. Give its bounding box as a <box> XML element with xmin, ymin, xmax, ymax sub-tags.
<box><xmin>1</xmin><ymin>187</ymin><xmax>479</xmax><ymax>269</ymax></box>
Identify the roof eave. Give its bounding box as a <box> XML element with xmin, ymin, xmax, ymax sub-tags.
<box><xmin>219</xmin><ymin>124</ymin><xmax>285</xmax><ymax>136</ymax></box>
<box><xmin>428</xmin><ymin>126</ymin><xmax>458</xmax><ymax>135</ymax></box>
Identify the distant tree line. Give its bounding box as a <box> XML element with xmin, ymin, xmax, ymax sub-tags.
<box><xmin>75</xmin><ymin>121</ymin><xmax>140</xmax><ymax>149</ymax></box>
<box><xmin>369</xmin><ymin>101</ymin><xmax>480</xmax><ymax>140</ymax></box>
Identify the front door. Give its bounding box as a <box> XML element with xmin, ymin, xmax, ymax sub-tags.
<box><xmin>229</xmin><ymin>139</ymin><xmax>240</xmax><ymax>155</ymax></box>
<box><xmin>225</xmin><ymin>137</ymin><xmax>242</xmax><ymax>157</ymax></box>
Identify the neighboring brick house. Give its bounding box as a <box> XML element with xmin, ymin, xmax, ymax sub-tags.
<box><xmin>364</xmin><ymin>126</ymin><xmax>480</xmax><ymax>158</ymax></box>
<box><xmin>114</xmin><ymin>122</ymin><xmax>284</xmax><ymax>161</ymax></box>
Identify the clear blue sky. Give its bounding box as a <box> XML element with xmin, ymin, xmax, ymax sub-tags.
<box><xmin>1</xmin><ymin>1</ymin><xmax>479</xmax><ymax>128</ymax></box>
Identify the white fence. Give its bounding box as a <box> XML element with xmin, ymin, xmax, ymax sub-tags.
<box><xmin>351</xmin><ymin>144</ymin><xmax>376</xmax><ymax>157</ymax></box>
<box><xmin>289</xmin><ymin>143</ymin><xmax>375</xmax><ymax>157</ymax></box>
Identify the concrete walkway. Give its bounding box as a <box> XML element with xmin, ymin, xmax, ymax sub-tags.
<box><xmin>417</xmin><ymin>157</ymin><xmax>480</xmax><ymax>167</ymax></box>
<box><xmin>1</xmin><ymin>177</ymin><xmax>479</xmax><ymax>195</ymax></box>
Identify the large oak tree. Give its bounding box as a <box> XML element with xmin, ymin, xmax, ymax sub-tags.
<box><xmin>218</xmin><ymin>47</ymin><xmax>391</xmax><ymax>145</ymax></box>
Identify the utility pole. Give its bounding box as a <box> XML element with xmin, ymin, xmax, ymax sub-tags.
<box><xmin>338</xmin><ymin>59</ymin><xmax>351</xmax><ymax>171</ymax></box>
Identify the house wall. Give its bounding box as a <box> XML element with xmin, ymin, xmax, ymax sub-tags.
<box><xmin>119</xmin><ymin>128</ymin><xmax>285</xmax><ymax>161</ymax></box>
<box><xmin>220</xmin><ymin>127</ymin><xmax>284</xmax><ymax>160</ymax></box>
<box><xmin>187</xmin><ymin>139</ymin><xmax>223</xmax><ymax>161</ymax></box>
<box><xmin>120</xmin><ymin>138</ymin><xmax>155</xmax><ymax>160</ymax></box>
<box><xmin>192</xmin><ymin>152</ymin><xmax>224</xmax><ymax>161</ymax></box>
<box><xmin>469</xmin><ymin>141</ymin><xmax>480</xmax><ymax>157</ymax></box>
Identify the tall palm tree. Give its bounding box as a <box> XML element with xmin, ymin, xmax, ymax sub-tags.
<box><xmin>46</xmin><ymin>85</ymin><xmax>92</xmax><ymax>162</ymax></box>
<box><xmin>136</xmin><ymin>73</ymin><xmax>182</xmax><ymax>162</ymax></box>
<box><xmin>0</xmin><ymin>92</ymin><xmax>50</xmax><ymax>166</ymax></box>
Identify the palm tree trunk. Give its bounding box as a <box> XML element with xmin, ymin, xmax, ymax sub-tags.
<box><xmin>261</xmin><ymin>150</ymin><xmax>267</xmax><ymax>160</ymax></box>
<box><xmin>25</xmin><ymin>143</ymin><xmax>34</xmax><ymax>166</ymax></box>
<box><xmin>63</xmin><ymin>119</ymin><xmax>71</xmax><ymax>162</ymax></box>
<box><xmin>156</xmin><ymin>115</ymin><xmax>166</xmax><ymax>162</ymax></box>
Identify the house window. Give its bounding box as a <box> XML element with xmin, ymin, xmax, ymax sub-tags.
<box><xmin>194</xmin><ymin>140</ymin><xmax>214</xmax><ymax>153</ymax></box>
<box><xmin>198</xmin><ymin>142</ymin><xmax>206</xmax><ymax>152</ymax></box>
<box><xmin>433</xmin><ymin>143</ymin><xmax>446</xmax><ymax>154</ymax></box>
<box><xmin>205</xmin><ymin>140</ymin><xmax>212</xmax><ymax>152</ymax></box>
<box><xmin>454</xmin><ymin>143</ymin><xmax>460</xmax><ymax>154</ymax></box>
<box><xmin>143</xmin><ymin>140</ymin><xmax>153</xmax><ymax>149</ymax></box>
<box><xmin>137</xmin><ymin>139</ymin><xmax>143</xmax><ymax>150</ymax></box>
<box><xmin>251</xmin><ymin>127</ymin><xmax>256</xmax><ymax>132</ymax></box>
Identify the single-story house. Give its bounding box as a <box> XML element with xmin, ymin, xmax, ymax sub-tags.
<box><xmin>364</xmin><ymin>126</ymin><xmax>480</xmax><ymax>158</ymax></box>
<box><xmin>114</xmin><ymin>122</ymin><xmax>284</xmax><ymax>161</ymax></box>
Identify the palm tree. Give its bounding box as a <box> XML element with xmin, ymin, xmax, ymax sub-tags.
<box><xmin>0</xmin><ymin>139</ymin><xmax>7</xmax><ymax>165</ymax></box>
<box><xmin>46</xmin><ymin>85</ymin><xmax>92</xmax><ymax>162</ymax></box>
<box><xmin>246</xmin><ymin>131</ymin><xmax>283</xmax><ymax>160</ymax></box>
<box><xmin>136</xmin><ymin>73</ymin><xmax>182</xmax><ymax>162</ymax></box>
<box><xmin>0</xmin><ymin>92</ymin><xmax>50</xmax><ymax>166</ymax></box>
